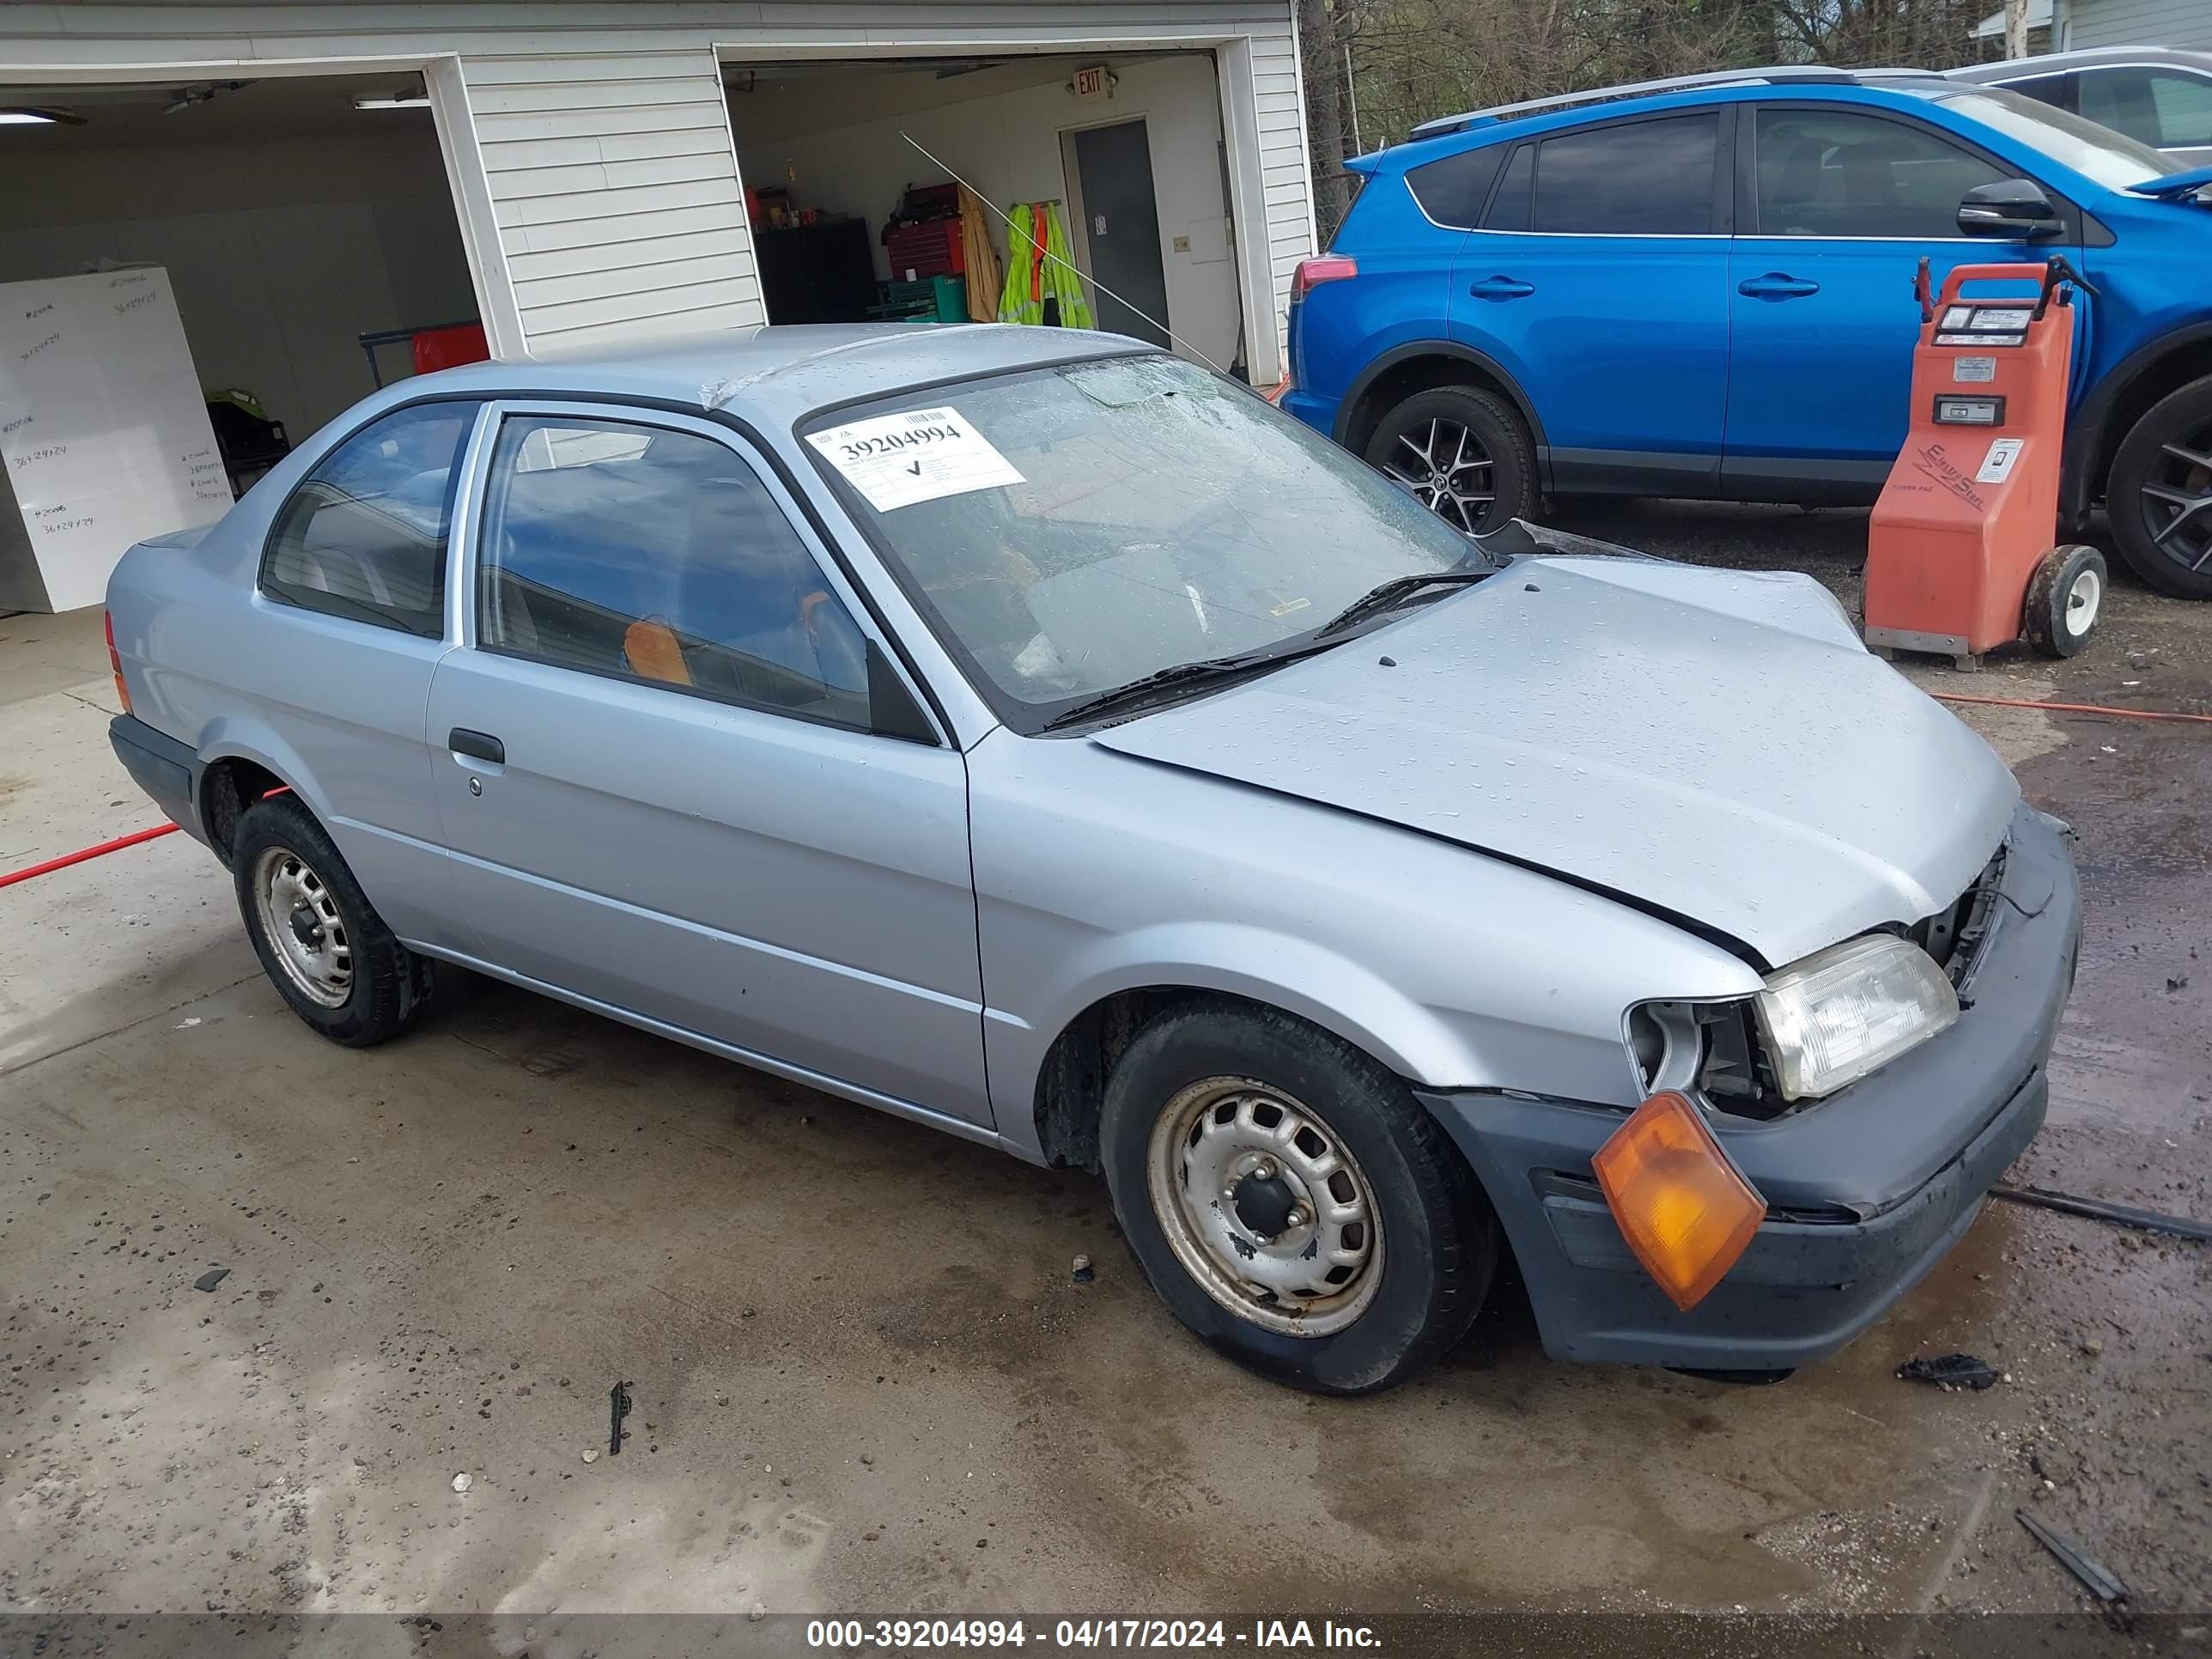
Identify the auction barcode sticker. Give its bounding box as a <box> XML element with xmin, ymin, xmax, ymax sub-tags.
<box><xmin>805</xmin><ymin>406</ymin><xmax>1024</xmax><ymax>513</ymax></box>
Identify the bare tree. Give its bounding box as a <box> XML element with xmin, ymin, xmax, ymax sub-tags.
<box><xmin>1304</xmin><ymin>0</ymin><xmax>1998</xmax><ymax>238</ymax></box>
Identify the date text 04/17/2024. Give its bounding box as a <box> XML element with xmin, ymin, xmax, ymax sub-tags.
<box><xmin>805</xmin><ymin>1620</ymin><xmax>1382</xmax><ymax>1650</ymax></box>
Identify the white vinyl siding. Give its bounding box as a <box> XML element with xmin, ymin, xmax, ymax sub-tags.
<box><xmin>2063</xmin><ymin>0</ymin><xmax>2212</xmax><ymax>51</ymax></box>
<box><xmin>0</xmin><ymin>3</ymin><xmax>1316</xmax><ymax>371</ymax></box>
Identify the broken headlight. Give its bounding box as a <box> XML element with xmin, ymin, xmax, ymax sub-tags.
<box><xmin>1753</xmin><ymin>934</ymin><xmax>1960</xmax><ymax>1101</ymax></box>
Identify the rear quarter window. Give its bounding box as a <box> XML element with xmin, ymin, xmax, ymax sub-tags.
<box><xmin>1405</xmin><ymin>145</ymin><xmax>1508</xmax><ymax>229</ymax></box>
<box><xmin>259</xmin><ymin>401</ymin><xmax>480</xmax><ymax>637</ymax></box>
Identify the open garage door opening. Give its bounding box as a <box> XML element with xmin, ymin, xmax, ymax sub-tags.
<box><xmin>724</xmin><ymin>52</ymin><xmax>1250</xmax><ymax>381</ymax></box>
<box><xmin>0</xmin><ymin>70</ymin><xmax>482</xmax><ymax>611</ymax></box>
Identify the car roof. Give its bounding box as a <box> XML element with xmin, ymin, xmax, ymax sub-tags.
<box><xmin>1948</xmin><ymin>46</ymin><xmax>2212</xmax><ymax>80</ymax></box>
<box><xmin>1402</xmin><ymin>64</ymin><xmax>1948</xmax><ymax>142</ymax></box>
<box><xmin>403</xmin><ymin>322</ymin><xmax>1155</xmax><ymax>429</ymax></box>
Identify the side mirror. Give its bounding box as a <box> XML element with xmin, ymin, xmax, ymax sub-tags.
<box><xmin>1957</xmin><ymin>179</ymin><xmax>2063</xmax><ymax>240</ymax></box>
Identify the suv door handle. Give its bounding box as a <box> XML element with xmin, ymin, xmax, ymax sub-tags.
<box><xmin>448</xmin><ymin>727</ymin><xmax>505</xmax><ymax>764</ymax></box>
<box><xmin>1468</xmin><ymin>276</ymin><xmax>1536</xmax><ymax>301</ymax></box>
<box><xmin>1737</xmin><ymin>272</ymin><xmax>1821</xmax><ymax>300</ymax></box>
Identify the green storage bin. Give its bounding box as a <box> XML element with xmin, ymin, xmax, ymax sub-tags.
<box><xmin>868</xmin><ymin>275</ymin><xmax>967</xmax><ymax>323</ymax></box>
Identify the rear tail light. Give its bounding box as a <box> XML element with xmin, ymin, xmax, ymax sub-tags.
<box><xmin>104</xmin><ymin>610</ymin><xmax>132</xmax><ymax>714</ymax></box>
<box><xmin>1291</xmin><ymin>254</ymin><xmax>1358</xmax><ymax>301</ymax></box>
<box><xmin>1591</xmin><ymin>1090</ymin><xmax>1765</xmax><ymax>1311</ymax></box>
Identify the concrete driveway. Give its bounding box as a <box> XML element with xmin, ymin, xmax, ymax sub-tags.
<box><xmin>3</xmin><ymin>514</ymin><xmax>2207</xmax><ymax>1630</ymax></box>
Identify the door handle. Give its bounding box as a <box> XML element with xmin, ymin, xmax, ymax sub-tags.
<box><xmin>1468</xmin><ymin>276</ymin><xmax>1536</xmax><ymax>301</ymax></box>
<box><xmin>448</xmin><ymin>727</ymin><xmax>504</xmax><ymax>764</ymax></box>
<box><xmin>1737</xmin><ymin>272</ymin><xmax>1820</xmax><ymax>300</ymax></box>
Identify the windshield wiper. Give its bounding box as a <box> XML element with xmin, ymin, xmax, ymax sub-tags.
<box><xmin>1039</xmin><ymin>559</ymin><xmax>1499</xmax><ymax>733</ymax></box>
<box><xmin>1040</xmin><ymin>648</ymin><xmax>1314</xmax><ymax>732</ymax></box>
<box><xmin>1314</xmin><ymin>566</ymin><xmax>1495</xmax><ymax>641</ymax></box>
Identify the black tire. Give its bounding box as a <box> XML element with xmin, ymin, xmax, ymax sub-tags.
<box><xmin>2024</xmin><ymin>544</ymin><xmax>2106</xmax><ymax>659</ymax></box>
<box><xmin>1099</xmin><ymin>998</ymin><xmax>1498</xmax><ymax>1395</ymax></box>
<box><xmin>232</xmin><ymin>795</ymin><xmax>432</xmax><ymax>1047</ymax></box>
<box><xmin>1364</xmin><ymin>385</ymin><xmax>1534</xmax><ymax>536</ymax></box>
<box><xmin>2107</xmin><ymin>375</ymin><xmax>2212</xmax><ymax>600</ymax></box>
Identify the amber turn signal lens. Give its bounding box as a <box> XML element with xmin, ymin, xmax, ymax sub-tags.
<box><xmin>103</xmin><ymin>610</ymin><xmax>131</xmax><ymax>714</ymax></box>
<box><xmin>1592</xmin><ymin>1090</ymin><xmax>1766</xmax><ymax>1312</ymax></box>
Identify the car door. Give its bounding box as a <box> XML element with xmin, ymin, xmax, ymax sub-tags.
<box><xmin>1723</xmin><ymin>102</ymin><xmax>2082</xmax><ymax>500</ymax></box>
<box><xmin>251</xmin><ymin>398</ymin><xmax>482</xmax><ymax>951</ymax></box>
<box><xmin>1448</xmin><ymin>108</ymin><xmax>1733</xmax><ymax>495</ymax></box>
<box><xmin>423</xmin><ymin>403</ymin><xmax>991</xmax><ymax>1127</ymax></box>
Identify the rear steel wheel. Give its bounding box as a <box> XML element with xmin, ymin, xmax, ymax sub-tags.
<box><xmin>233</xmin><ymin>794</ymin><xmax>432</xmax><ymax>1047</ymax></box>
<box><xmin>1146</xmin><ymin>1078</ymin><xmax>1382</xmax><ymax>1338</ymax></box>
<box><xmin>252</xmin><ymin>846</ymin><xmax>353</xmax><ymax>1008</ymax></box>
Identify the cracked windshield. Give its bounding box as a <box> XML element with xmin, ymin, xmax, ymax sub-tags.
<box><xmin>804</xmin><ymin>356</ymin><xmax>1480</xmax><ymax>717</ymax></box>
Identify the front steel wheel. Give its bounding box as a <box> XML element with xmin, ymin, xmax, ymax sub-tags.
<box><xmin>1146</xmin><ymin>1078</ymin><xmax>1383</xmax><ymax>1338</ymax></box>
<box><xmin>1100</xmin><ymin>999</ymin><xmax>1498</xmax><ymax>1395</ymax></box>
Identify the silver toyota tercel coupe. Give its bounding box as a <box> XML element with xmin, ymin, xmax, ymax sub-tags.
<box><xmin>104</xmin><ymin>324</ymin><xmax>2078</xmax><ymax>1393</ymax></box>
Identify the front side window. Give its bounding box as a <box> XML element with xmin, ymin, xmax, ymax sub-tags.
<box><xmin>2078</xmin><ymin>67</ymin><xmax>2212</xmax><ymax>150</ymax></box>
<box><xmin>1754</xmin><ymin>108</ymin><xmax>2004</xmax><ymax>238</ymax></box>
<box><xmin>261</xmin><ymin>400</ymin><xmax>478</xmax><ymax>636</ymax></box>
<box><xmin>477</xmin><ymin>415</ymin><xmax>869</xmax><ymax>728</ymax></box>
<box><xmin>801</xmin><ymin>356</ymin><xmax>1480</xmax><ymax>730</ymax></box>
<box><xmin>1532</xmin><ymin>113</ymin><xmax>1718</xmax><ymax>235</ymax></box>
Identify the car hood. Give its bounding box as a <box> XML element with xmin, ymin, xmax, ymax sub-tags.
<box><xmin>1089</xmin><ymin>556</ymin><xmax>2019</xmax><ymax>968</ymax></box>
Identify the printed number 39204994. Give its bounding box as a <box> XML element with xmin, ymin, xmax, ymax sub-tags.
<box><xmin>839</xmin><ymin>422</ymin><xmax>963</xmax><ymax>462</ymax></box>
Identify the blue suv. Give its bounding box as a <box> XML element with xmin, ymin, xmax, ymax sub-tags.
<box><xmin>1283</xmin><ymin>67</ymin><xmax>2212</xmax><ymax>599</ymax></box>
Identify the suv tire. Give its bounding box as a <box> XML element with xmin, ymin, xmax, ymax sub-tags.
<box><xmin>2108</xmin><ymin>375</ymin><xmax>2212</xmax><ymax>600</ymax></box>
<box><xmin>233</xmin><ymin>795</ymin><xmax>434</xmax><ymax>1047</ymax></box>
<box><xmin>1364</xmin><ymin>386</ymin><xmax>1534</xmax><ymax>535</ymax></box>
<box><xmin>1099</xmin><ymin>998</ymin><xmax>1498</xmax><ymax>1395</ymax></box>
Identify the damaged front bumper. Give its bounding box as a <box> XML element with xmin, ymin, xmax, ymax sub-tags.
<box><xmin>1421</xmin><ymin>801</ymin><xmax>2080</xmax><ymax>1371</ymax></box>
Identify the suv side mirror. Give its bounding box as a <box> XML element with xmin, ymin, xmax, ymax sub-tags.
<box><xmin>1958</xmin><ymin>179</ymin><xmax>2063</xmax><ymax>240</ymax></box>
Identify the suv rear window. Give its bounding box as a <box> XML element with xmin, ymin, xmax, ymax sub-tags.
<box><xmin>1532</xmin><ymin>113</ymin><xmax>1719</xmax><ymax>235</ymax></box>
<box><xmin>1406</xmin><ymin>145</ymin><xmax>1507</xmax><ymax>229</ymax></box>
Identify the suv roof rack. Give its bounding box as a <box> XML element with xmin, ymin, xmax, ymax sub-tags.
<box><xmin>1404</xmin><ymin>64</ymin><xmax>1943</xmax><ymax>143</ymax></box>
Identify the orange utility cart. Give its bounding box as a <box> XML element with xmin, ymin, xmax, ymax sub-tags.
<box><xmin>1865</xmin><ymin>258</ymin><xmax>2106</xmax><ymax>669</ymax></box>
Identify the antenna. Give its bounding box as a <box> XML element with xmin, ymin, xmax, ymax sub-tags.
<box><xmin>896</xmin><ymin>129</ymin><xmax>1228</xmax><ymax>376</ymax></box>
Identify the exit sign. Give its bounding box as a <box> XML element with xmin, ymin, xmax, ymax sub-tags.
<box><xmin>1072</xmin><ymin>64</ymin><xmax>1112</xmax><ymax>101</ymax></box>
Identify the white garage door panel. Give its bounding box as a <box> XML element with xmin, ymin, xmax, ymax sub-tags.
<box><xmin>0</xmin><ymin>4</ymin><xmax>1315</xmax><ymax>374</ymax></box>
<box><xmin>507</xmin><ymin>227</ymin><xmax>753</xmax><ymax>285</ymax></box>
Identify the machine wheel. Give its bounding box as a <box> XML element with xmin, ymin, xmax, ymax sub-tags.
<box><xmin>2025</xmin><ymin>544</ymin><xmax>2106</xmax><ymax>659</ymax></box>
<box><xmin>234</xmin><ymin>795</ymin><xmax>433</xmax><ymax>1047</ymax></box>
<box><xmin>2107</xmin><ymin>376</ymin><xmax>2212</xmax><ymax>599</ymax></box>
<box><xmin>1098</xmin><ymin>998</ymin><xmax>1498</xmax><ymax>1395</ymax></box>
<box><xmin>1364</xmin><ymin>386</ymin><xmax>1534</xmax><ymax>535</ymax></box>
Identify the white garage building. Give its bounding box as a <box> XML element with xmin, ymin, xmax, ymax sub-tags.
<box><xmin>0</xmin><ymin>1</ymin><xmax>1320</xmax><ymax>608</ymax></box>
